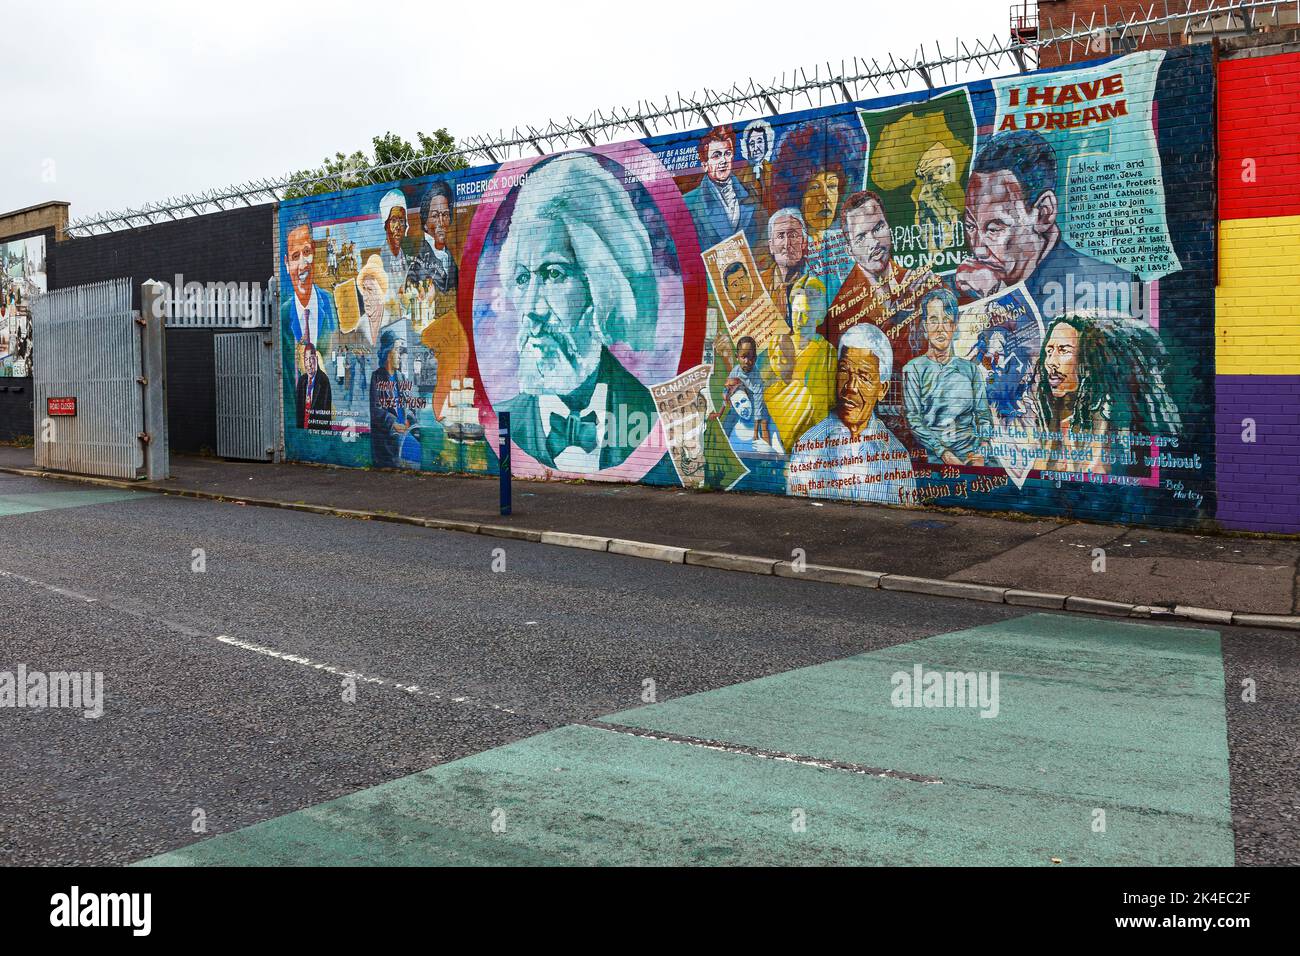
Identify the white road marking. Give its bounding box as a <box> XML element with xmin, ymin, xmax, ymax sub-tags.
<box><xmin>6</xmin><ymin>561</ymin><xmax>920</xmax><ymax>773</ymax></box>
<box><xmin>0</xmin><ymin>567</ymin><xmax>99</xmax><ymax>604</ymax></box>
<box><xmin>584</xmin><ymin>720</ymin><xmax>944</xmax><ymax>782</ymax></box>
<box><xmin>1</xmin><ymin>560</ymin><xmax>522</xmax><ymax>718</ymax></box>
<box><xmin>214</xmin><ymin>633</ymin><xmax>520</xmax><ymax>715</ymax></box>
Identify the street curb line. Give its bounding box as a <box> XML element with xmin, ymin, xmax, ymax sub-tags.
<box><xmin>880</xmin><ymin>574</ymin><xmax>1007</xmax><ymax>603</ymax></box>
<box><xmin>608</xmin><ymin>538</ymin><xmax>687</xmax><ymax>563</ymax></box>
<box><xmin>1005</xmin><ymin>589</ymin><xmax>1069</xmax><ymax>610</ymax></box>
<box><xmin>3</xmin><ymin>463</ymin><xmax>1297</xmax><ymax>632</ymax></box>
<box><xmin>539</xmin><ymin>531</ymin><xmax>610</xmax><ymax>551</ymax></box>
<box><xmin>1232</xmin><ymin>612</ymin><xmax>1300</xmax><ymax>629</ymax></box>
<box><xmin>685</xmin><ymin>551</ymin><xmax>779</xmax><ymax>575</ymax></box>
<box><xmin>424</xmin><ymin>518</ymin><xmax>484</xmax><ymax>534</ymax></box>
<box><xmin>1174</xmin><ymin>604</ymin><xmax>1237</xmax><ymax>625</ymax></box>
<box><xmin>1064</xmin><ymin>595</ymin><xmax>1136</xmax><ymax>617</ymax></box>
<box><xmin>1131</xmin><ymin>605</ymin><xmax>1180</xmax><ymax>621</ymax></box>
<box><xmin>476</xmin><ymin>525</ymin><xmax>543</xmax><ymax>543</ymax></box>
<box><xmin>775</xmin><ymin>562</ymin><xmax>884</xmax><ymax>587</ymax></box>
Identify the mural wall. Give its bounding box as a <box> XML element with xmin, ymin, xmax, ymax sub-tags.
<box><xmin>1215</xmin><ymin>48</ymin><xmax>1300</xmax><ymax>534</ymax></box>
<box><xmin>0</xmin><ymin>234</ymin><xmax>44</xmax><ymax>376</ymax></box>
<box><xmin>279</xmin><ymin>46</ymin><xmax>1218</xmax><ymax>529</ymax></box>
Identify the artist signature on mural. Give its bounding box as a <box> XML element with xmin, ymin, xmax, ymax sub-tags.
<box><xmin>1163</xmin><ymin>479</ymin><xmax>1205</xmax><ymax>509</ymax></box>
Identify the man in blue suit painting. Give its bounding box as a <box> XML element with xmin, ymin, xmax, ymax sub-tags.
<box><xmin>685</xmin><ymin>125</ymin><xmax>759</xmax><ymax>253</ymax></box>
<box><xmin>956</xmin><ymin>130</ymin><xmax>1133</xmax><ymax>320</ymax></box>
<box><xmin>281</xmin><ymin>213</ymin><xmax>338</xmax><ymax>376</ymax></box>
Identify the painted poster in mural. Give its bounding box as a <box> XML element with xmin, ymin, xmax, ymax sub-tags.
<box><xmin>948</xmin><ymin>51</ymin><xmax>1191</xmax><ymax>503</ymax></box>
<box><xmin>650</xmin><ymin>363</ymin><xmax>713</xmax><ymax>488</ymax></box>
<box><xmin>0</xmin><ymin>235</ymin><xmax>44</xmax><ymax>376</ymax></box>
<box><xmin>702</xmin><ymin>231</ymin><xmax>783</xmax><ymax>345</ymax></box>
<box><xmin>991</xmin><ymin>50</ymin><xmax>1180</xmax><ymax>283</ymax></box>
<box><xmin>948</xmin><ymin>283</ymin><xmax>1042</xmax><ymax>486</ymax></box>
<box><xmin>858</xmin><ymin>88</ymin><xmax>976</xmax><ymax>275</ymax></box>
<box><xmin>279</xmin><ymin>45</ymin><xmax>1213</xmax><ymax>529</ymax></box>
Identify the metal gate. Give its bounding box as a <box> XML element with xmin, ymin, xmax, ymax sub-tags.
<box><xmin>215</xmin><ymin>330</ymin><xmax>278</xmax><ymax>461</ymax></box>
<box><xmin>30</xmin><ymin>278</ymin><xmax>169</xmax><ymax>480</ymax></box>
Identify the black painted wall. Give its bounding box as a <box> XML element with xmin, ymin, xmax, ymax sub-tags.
<box><xmin>0</xmin><ymin>380</ymin><xmax>32</xmax><ymax>443</ymax></box>
<box><xmin>48</xmin><ymin>204</ymin><xmax>275</xmax><ymax>454</ymax></box>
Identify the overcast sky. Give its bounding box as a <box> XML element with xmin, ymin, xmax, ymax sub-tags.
<box><xmin>3</xmin><ymin>0</ymin><xmax>1011</xmax><ymax>220</ymax></box>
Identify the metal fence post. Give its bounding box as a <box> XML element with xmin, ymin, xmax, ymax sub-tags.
<box><xmin>266</xmin><ymin>279</ymin><xmax>283</xmax><ymax>462</ymax></box>
<box><xmin>139</xmin><ymin>280</ymin><xmax>170</xmax><ymax>480</ymax></box>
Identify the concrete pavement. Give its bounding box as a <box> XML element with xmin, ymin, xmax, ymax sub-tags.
<box><xmin>0</xmin><ymin>470</ymin><xmax>1296</xmax><ymax>866</ymax></box>
<box><xmin>141</xmin><ymin>615</ymin><xmax>1236</xmax><ymax>867</ymax></box>
<box><xmin>1</xmin><ymin>444</ymin><xmax>1296</xmax><ymax>618</ymax></box>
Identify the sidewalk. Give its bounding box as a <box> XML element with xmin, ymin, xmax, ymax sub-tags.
<box><xmin>2</xmin><ymin>445</ymin><xmax>1297</xmax><ymax>622</ymax></box>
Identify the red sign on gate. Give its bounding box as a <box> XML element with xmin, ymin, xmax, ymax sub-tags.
<box><xmin>47</xmin><ymin>397</ymin><xmax>77</xmax><ymax>417</ymax></box>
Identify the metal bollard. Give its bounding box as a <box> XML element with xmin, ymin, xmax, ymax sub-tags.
<box><xmin>498</xmin><ymin>411</ymin><xmax>512</xmax><ymax>516</ymax></box>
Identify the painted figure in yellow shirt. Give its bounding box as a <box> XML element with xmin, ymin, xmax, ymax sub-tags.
<box><xmin>764</xmin><ymin>333</ymin><xmax>818</xmax><ymax>448</ymax></box>
<box><xmin>789</xmin><ymin>277</ymin><xmax>836</xmax><ymax>424</ymax></box>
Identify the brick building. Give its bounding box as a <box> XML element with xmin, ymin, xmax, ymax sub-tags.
<box><xmin>1014</xmin><ymin>0</ymin><xmax>1299</xmax><ymax>66</ymax></box>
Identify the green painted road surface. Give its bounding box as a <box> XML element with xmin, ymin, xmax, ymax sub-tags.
<box><xmin>0</xmin><ymin>488</ymin><xmax>140</xmax><ymax>518</ymax></box>
<box><xmin>139</xmin><ymin>613</ymin><xmax>1234</xmax><ymax>866</ymax></box>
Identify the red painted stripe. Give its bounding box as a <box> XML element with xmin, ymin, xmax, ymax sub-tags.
<box><xmin>1219</xmin><ymin>53</ymin><xmax>1300</xmax><ymax>221</ymax></box>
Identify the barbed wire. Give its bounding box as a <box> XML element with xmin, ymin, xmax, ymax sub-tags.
<box><xmin>64</xmin><ymin>0</ymin><xmax>1294</xmax><ymax>236</ymax></box>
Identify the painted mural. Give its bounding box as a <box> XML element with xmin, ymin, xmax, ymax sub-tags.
<box><xmin>0</xmin><ymin>235</ymin><xmax>44</xmax><ymax>377</ymax></box>
<box><xmin>280</xmin><ymin>47</ymin><xmax>1215</xmax><ymax>528</ymax></box>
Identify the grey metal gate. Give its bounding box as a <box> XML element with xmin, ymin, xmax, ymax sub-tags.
<box><xmin>215</xmin><ymin>330</ymin><xmax>277</xmax><ymax>461</ymax></box>
<box><xmin>30</xmin><ymin>278</ymin><xmax>168</xmax><ymax>480</ymax></box>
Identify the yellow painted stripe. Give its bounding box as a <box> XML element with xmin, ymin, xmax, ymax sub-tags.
<box><xmin>1216</xmin><ymin>214</ymin><xmax>1300</xmax><ymax>375</ymax></box>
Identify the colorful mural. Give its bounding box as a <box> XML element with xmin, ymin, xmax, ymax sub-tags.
<box><xmin>0</xmin><ymin>235</ymin><xmax>44</xmax><ymax>376</ymax></box>
<box><xmin>279</xmin><ymin>46</ymin><xmax>1216</xmax><ymax>529</ymax></box>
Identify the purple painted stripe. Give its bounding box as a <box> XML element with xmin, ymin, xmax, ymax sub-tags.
<box><xmin>1216</xmin><ymin>375</ymin><xmax>1300</xmax><ymax>534</ymax></box>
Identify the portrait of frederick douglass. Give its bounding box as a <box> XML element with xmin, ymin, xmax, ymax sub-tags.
<box><xmin>491</xmin><ymin>152</ymin><xmax>664</xmax><ymax>473</ymax></box>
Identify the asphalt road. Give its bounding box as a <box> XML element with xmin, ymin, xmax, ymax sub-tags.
<box><xmin>0</xmin><ymin>472</ymin><xmax>1295</xmax><ymax>866</ymax></box>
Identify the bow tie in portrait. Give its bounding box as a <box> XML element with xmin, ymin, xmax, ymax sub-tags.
<box><xmin>546</xmin><ymin>408</ymin><xmax>599</xmax><ymax>459</ymax></box>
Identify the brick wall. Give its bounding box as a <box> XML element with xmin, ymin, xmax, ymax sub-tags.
<box><xmin>24</xmin><ymin>41</ymin><xmax>1290</xmax><ymax>535</ymax></box>
<box><xmin>277</xmin><ymin>45</ymin><xmax>1229</xmax><ymax>531</ymax></box>
<box><xmin>1214</xmin><ymin>46</ymin><xmax>1300</xmax><ymax>533</ymax></box>
<box><xmin>48</xmin><ymin>205</ymin><xmax>274</xmax><ymax>454</ymax></box>
<box><xmin>0</xmin><ymin>202</ymin><xmax>68</xmax><ymax>243</ymax></box>
<box><xmin>1035</xmin><ymin>1</ymin><xmax>1185</xmax><ymax>68</ymax></box>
